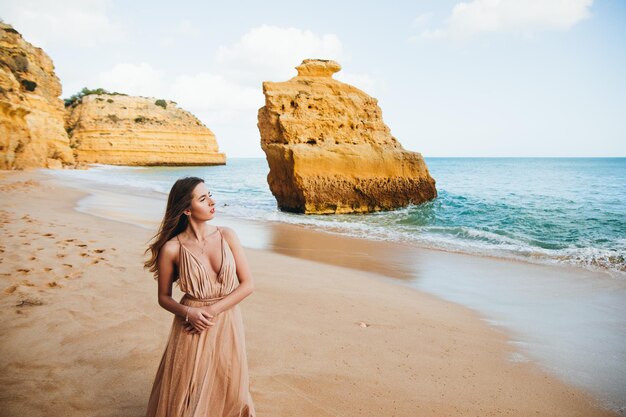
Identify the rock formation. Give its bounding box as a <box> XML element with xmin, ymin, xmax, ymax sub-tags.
<box><xmin>0</xmin><ymin>23</ymin><xmax>75</xmax><ymax>169</ymax></box>
<box><xmin>258</xmin><ymin>59</ymin><xmax>437</xmax><ymax>214</ymax></box>
<box><xmin>65</xmin><ymin>95</ymin><xmax>225</xmax><ymax>166</ymax></box>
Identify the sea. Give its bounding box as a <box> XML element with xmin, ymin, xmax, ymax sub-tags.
<box><xmin>49</xmin><ymin>157</ymin><xmax>626</xmax><ymax>278</ymax></box>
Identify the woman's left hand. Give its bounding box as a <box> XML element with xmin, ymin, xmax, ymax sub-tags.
<box><xmin>184</xmin><ymin>305</ymin><xmax>220</xmax><ymax>334</ymax></box>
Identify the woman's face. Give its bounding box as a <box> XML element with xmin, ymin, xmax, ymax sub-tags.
<box><xmin>187</xmin><ymin>182</ymin><xmax>216</xmax><ymax>221</ymax></box>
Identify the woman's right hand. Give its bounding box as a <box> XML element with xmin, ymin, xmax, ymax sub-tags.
<box><xmin>185</xmin><ymin>307</ymin><xmax>214</xmax><ymax>334</ymax></box>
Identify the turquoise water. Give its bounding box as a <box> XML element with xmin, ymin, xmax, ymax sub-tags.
<box><xmin>50</xmin><ymin>157</ymin><xmax>626</xmax><ymax>277</ymax></box>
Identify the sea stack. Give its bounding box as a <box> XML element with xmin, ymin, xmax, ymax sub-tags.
<box><xmin>0</xmin><ymin>23</ymin><xmax>75</xmax><ymax>169</ymax></box>
<box><xmin>65</xmin><ymin>94</ymin><xmax>225</xmax><ymax>166</ymax></box>
<box><xmin>257</xmin><ymin>59</ymin><xmax>437</xmax><ymax>214</ymax></box>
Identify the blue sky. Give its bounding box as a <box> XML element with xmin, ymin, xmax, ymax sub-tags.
<box><xmin>2</xmin><ymin>0</ymin><xmax>625</xmax><ymax>157</ymax></box>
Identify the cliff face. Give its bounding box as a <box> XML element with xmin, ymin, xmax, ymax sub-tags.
<box><xmin>65</xmin><ymin>95</ymin><xmax>226</xmax><ymax>166</ymax></box>
<box><xmin>258</xmin><ymin>59</ymin><xmax>437</xmax><ymax>214</ymax></box>
<box><xmin>0</xmin><ymin>23</ymin><xmax>74</xmax><ymax>169</ymax></box>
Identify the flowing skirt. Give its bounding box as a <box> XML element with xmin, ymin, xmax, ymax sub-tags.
<box><xmin>146</xmin><ymin>295</ymin><xmax>255</xmax><ymax>417</ymax></box>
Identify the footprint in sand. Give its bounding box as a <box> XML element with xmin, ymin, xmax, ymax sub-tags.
<box><xmin>44</xmin><ymin>267</ymin><xmax>53</xmax><ymax>272</ymax></box>
<box><xmin>357</xmin><ymin>321</ymin><xmax>371</xmax><ymax>328</ymax></box>
<box><xmin>64</xmin><ymin>239</ymin><xmax>76</xmax><ymax>243</ymax></box>
<box><xmin>16</xmin><ymin>297</ymin><xmax>43</xmax><ymax>307</ymax></box>
<box><xmin>29</xmin><ymin>256</ymin><xmax>36</xmax><ymax>261</ymax></box>
<box><xmin>61</xmin><ymin>264</ymin><xmax>72</xmax><ymax>269</ymax></box>
<box><xmin>4</xmin><ymin>284</ymin><xmax>18</xmax><ymax>294</ymax></box>
<box><xmin>64</xmin><ymin>272</ymin><xmax>82</xmax><ymax>280</ymax></box>
<box><xmin>47</xmin><ymin>281</ymin><xmax>62</xmax><ymax>288</ymax></box>
<box><xmin>56</xmin><ymin>254</ymin><xmax>66</xmax><ymax>258</ymax></box>
<box><xmin>77</xmin><ymin>244</ymin><xmax>87</xmax><ymax>248</ymax></box>
<box><xmin>42</xmin><ymin>233</ymin><xmax>54</xmax><ymax>238</ymax></box>
<box><xmin>94</xmin><ymin>249</ymin><xmax>106</xmax><ymax>254</ymax></box>
<box><xmin>16</xmin><ymin>268</ymin><xmax>31</xmax><ymax>274</ymax></box>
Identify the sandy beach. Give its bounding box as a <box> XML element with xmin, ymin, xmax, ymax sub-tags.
<box><xmin>0</xmin><ymin>169</ymin><xmax>621</xmax><ymax>417</ymax></box>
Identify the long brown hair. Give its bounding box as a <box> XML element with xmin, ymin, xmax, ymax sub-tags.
<box><xmin>144</xmin><ymin>176</ymin><xmax>205</xmax><ymax>279</ymax></box>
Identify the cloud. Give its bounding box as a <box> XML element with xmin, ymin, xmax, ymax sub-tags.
<box><xmin>0</xmin><ymin>0</ymin><xmax>124</xmax><ymax>47</ymax></box>
<box><xmin>419</xmin><ymin>0</ymin><xmax>593</xmax><ymax>40</ymax></box>
<box><xmin>96</xmin><ymin>25</ymin><xmax>378</xmax><ymax>127</ymax></box>
<box><xmin>98</xmin><ymin>63</ymin><xmax>166</xmax><ymax>97</ymax></box>
<box><xmin>96</xmin><ymin>62</ymin><xmax>262</xmax><ymax>125</ymax></box>
<box><xmin>171</xmin><ymin>73</ymin><xmax>262</xmax><ymax>112</ymax></box>
<box><xmin>216</xmin><ymin>24</ymin><xmax>346</xmax><ymax>84</ymax></box>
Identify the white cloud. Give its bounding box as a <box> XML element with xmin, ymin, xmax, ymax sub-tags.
<box><xmin>420</xmin><ymin>0</ymin><xmax>593</xmax><ymax>40</ymax></box>
<box><xmin>171</xmin><ymin>73</ymin><xmax>262</xmax><ymax>112</ymax></box>
<box><xmin>96</xmin><ymin>63</ymin><xmax>262</xmax><ymax>125</ymax></box>
<box><xmin>216</xmin><ymin>24</ymin><xmax>346</xmax><ymax>84</ymax></box>
<box><xmin>98</xmin><ymin>63</ymin><xmax>166</xmax><ymax>97</ymax></box>
<box><xmin>96</xmin><ymin>25</ymin><xmax>378</xmax><ymax>131</ymax></box>
<box><xmin>0</xmin><ymin>0</ymin><xmax>124</xmax><ymax>47</ymax></box>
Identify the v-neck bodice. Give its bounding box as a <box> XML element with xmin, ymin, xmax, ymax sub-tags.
<box><xmin>175</xmin><ymin>228</ymin><xmax>238</xmax><ymax>299</ymax></box>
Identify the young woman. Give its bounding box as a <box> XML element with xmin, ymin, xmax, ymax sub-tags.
<box><xmin>144</xmin><ymin>176</ymin><xmax>255</xmax><ymax>417</ymax></box>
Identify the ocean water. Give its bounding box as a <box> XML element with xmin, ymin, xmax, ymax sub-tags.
<box><xmin>49</xmin><ymin>157</ymin><xmax>626</xmax><ymax>277</ymax></box>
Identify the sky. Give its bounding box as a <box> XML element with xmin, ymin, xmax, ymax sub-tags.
<box><xmin>1</xmin><ymin>0</ymin><xmax>625</xmax><ymax>158</ymax></box>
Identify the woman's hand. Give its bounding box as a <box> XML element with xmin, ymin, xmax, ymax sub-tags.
<box><xmin>183</xmin><ymin>307</ymin><xmax>214</xmax><ymax>334</ymax></box>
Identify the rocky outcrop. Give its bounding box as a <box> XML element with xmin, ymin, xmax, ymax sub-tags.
<box><xmin>0</xmin><ymin>23</ymin><xmax>75</xmax><ymax>169</ymax></box>
<box><xmin>257</xmin><ymin>59</ymin><xmax>437</xmax><ymax>214</ymax></box>
<box><xmin>65</xmin><ymin>95</ymin><xmax>225</xmax><ymax>166</ymax></box>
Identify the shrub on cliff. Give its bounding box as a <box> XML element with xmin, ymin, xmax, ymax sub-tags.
<box><xmin>64</xmin><ymin>87</ymin><xmax>126</xmax><ymax>107</ymax></box>
<box><xmin>155</xmin><ymin>99</ymin><xmax>167</xmax><ymax>109</ymax></box>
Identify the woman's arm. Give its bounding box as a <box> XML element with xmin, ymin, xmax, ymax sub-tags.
<box><xmin>207</xmin><ymin>227</ymin><xmax>255</xmax><ymax>315</ymax></box>
<box><xmin>157</xmin><ymin>240</ymin><xmax>213</xmax><ymax>331</ymax></box>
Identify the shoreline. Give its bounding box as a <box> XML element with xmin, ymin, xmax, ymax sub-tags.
<box><xmin>36</xmin><ymin>167</ymin><xmax>626</xmax><ymax>412</ymax></box>
<box><xmin>44</xmin><ymin>161</ymin><xmax>626</xmax><ymax>280</ymax></box>
<box><xmin>0</xmin><ymin>169</ymin><xmax>623</xmax><ymax>416</ymax></box>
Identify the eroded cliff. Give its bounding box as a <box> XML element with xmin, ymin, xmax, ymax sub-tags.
<box><xmin>0</xmin><ymin>23</ymin><xmax>74</xmax><ymax>169</ymax></box>
<box><xmin>65</xmin><ymin>95</ymin><xmax>225</xmax><ymax>166</ymax></box>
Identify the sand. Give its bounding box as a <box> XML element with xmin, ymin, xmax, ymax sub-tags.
<box><xmin>0</xmin><ymin>169</ymin><xmax>620</xmax><ymax>417</ymax></box>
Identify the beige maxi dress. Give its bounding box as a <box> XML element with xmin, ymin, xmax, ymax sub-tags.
<box><xmin>146</xmin><ymin>227</ymin><xmax>255</xmax><ymax>417</ymax></box>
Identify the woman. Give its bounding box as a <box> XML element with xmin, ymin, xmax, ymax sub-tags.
<box><xmin>144</xmin><ymin>176</ymin><xmax>256</xmax><ymax>417</ymax></box>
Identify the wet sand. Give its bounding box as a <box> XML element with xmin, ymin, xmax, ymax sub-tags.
<box><xmin>0</xmin><ymin>169</ymin><xmax>621</xmax><ymax>417</ymax></box>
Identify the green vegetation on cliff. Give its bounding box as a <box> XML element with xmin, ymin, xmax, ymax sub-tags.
<box><xmin>64</xmin><ymin>87</ymin><xmax>127</xmax><ymax>107</ymax></box>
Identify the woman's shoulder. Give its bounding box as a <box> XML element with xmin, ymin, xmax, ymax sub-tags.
<box><xmin>218</xmin><ymin>225</ymin><xmax>232</xmax><ymax>233</ymax></box>
<box><xmin>218</xmin><ymin>225</ymin><xmax>237</xmax><ymax>238</ymax></box>
<box><xmin>160</xmin><ymin>235</ymin><xmax>182</xmax><ymax>258</ymax></box>
<box><xmin>219</xmin><ymin>226</ymin><xmax>241</xmax><ymax>247</ymax></box>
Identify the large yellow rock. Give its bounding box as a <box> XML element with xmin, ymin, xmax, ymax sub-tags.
<box><xmin>65</xmin><ymin>94</ymin><xmax>225</xmax><ymax>166</ymax></box>
<box><xmin>258</xmin><ymin>59</ymin><xmax>437</xmax><ymax>214</ymax></box>
<box><xmin>0</xmin><ymin>23</ymin><xmax>75</xmax><ymax>170</ymax></box>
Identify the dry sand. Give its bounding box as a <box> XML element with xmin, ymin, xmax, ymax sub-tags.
<box><xmin>0</xmin><ymin>169</ymin><xmax>619</xmax><ymax>417</ymax></box>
